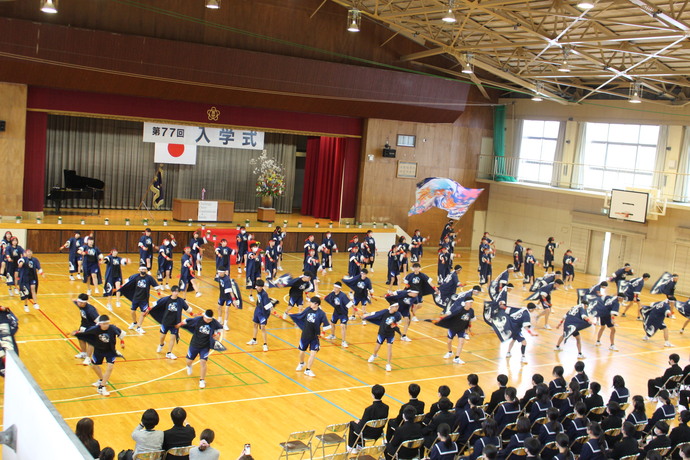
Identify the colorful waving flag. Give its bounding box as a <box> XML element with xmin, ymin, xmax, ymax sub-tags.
<box><xmin>150</xmin><ymin>166</ymin><xmax>164</xmax><ymax>209</ymax></box>
<box><xmin>408</xmin><ymin>177</ymin><xmax>483</xmax><ymax>220</ymax></box>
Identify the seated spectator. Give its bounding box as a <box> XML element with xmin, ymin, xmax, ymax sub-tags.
<box><xmin>424</xmin><ymin>397</ymin><xmax>456</xmax><ymax>448</ymax></box>
<box><xmin>524</xmin><ymin>437</ymin><xmax>542</xmax><ymax>460</ymax></box>
<box><xmin>189</xmin><ymin>429</ymin><xmax>220</xmax><ymax>460</ymax></box>
<box><xmin>626</xmin><ymin>396</ymin><xmax>648</xmax><ymax>436</ymax></box>
<box><xmin>538</xmin><ymin>407</ymin><xmax>563</xmax><ymax>459</ymax></box>
<box><xmin>639</xmin><ymin>421</ymin><xmax>672</xmax><ymax>460</ymax></box>
<box><xmin>462</xmin><ymin>418</ymin><xmax>500</xmax><ymax>460</ymax></box>
<box><xmin>565</xmin><ymin>402</ymin><xmax>589</xmax><ymax>455</ymax></box>
<box><xmin>500</xmin><ymin>417</ymin><xmax>531</xmax><ymax>459</ymax></box>
<box><xmin>554</xmin><ymin>433</ymin><xmax>573</xmax><ymax>460</ymax></box>
<box><xmin>132</xmin><ymin>409</ymin><xmax>164</xmax><ymax>456</ymax></box>
<box><xmin>487</xmin><ymin>374</ymin><xmax>509</xmax><ymax>414</ymax></box>
<box><xmin>570</xmin><ymin>361</ymin><xmax>589</xmax><ymax>392</ymax></box>
<box><xmin>608</xmin><ymin>375</ymin><xmax>630</xmax><ymax>410</ymax></box>
<box><xmin>645</xmin><ymin>390</ymin><xmax>675</xmax><ymax>433</ymax></box>
<box><xmin>347</xmin><ymin>384</ymin><xmax>389</xmax><ymax>452</ymax></box>
<box><xmin>680</xmin><ymin>445</ymin><xmax>690</xmax><ymax>460</ymax></box>
<box><xmin>495</xmin><ymin>387</ymin><xmax>520</xmax><ymax>435</ymax></box>
<box><xmin>584</xmin><ymin>382</ymin><xmax>604</xmax><ymax>422</ymax></box>
<box><xmin>456</xmin><ymin>374</ymin><xmax>485</xmax><ymax>411</ymax></box>
<box><xmin>424</xmin><ymin>385</ymin><xmax>452</xmax><ymax>425</ymax></box>
<box><xmin>521</xmin><ymin>374</ymin><xmax>544</xmax><ymax>410</ymax></box>
<box><xmin>427</xmin><ymin>422</ymin><xmax>458</xmax><ymax>460</ymax></box>
<box><xmin>99</xmin><ymin>447</ymin><xmax>115</xmax><ymax>460</ymax></box>
<box><xmin>559</xmin><ymin>381</ymin><xmax>581</xmax><ymax>421</ymax></box>
<box><xmin>386</xmin><ymin>383</ymin><xmax>425</xmax><ymax>441</ymax></box>
<box><xmin>529</xmin><ymin>384</ymin><xmax>552</xmax><ymax>428</ymax></box>
<box><xmin>455</xmin><ymin>393</ymin><xmax>486</xmax><ymax>444</ymax></box>
<box><xmin>385</xmin><ymin>406</ymin><xmax>423</xmax><ymax>459</ymax></box>
<box><xmin>670</xmin><ymin>410</ymin><xmax>690</xmax><ymax>460</ymax></box>
<box><xmin>482</xmin><ymin>444</ymin><xmax>499</xmax><ymax>460</ymax></box>
<box><xmin>163</xmin><ymin>407</ymin><xmax>196</xmax><ymax>460</ymax></box>
<box><xmin>610</xmin><ymin>422</ymin><xmax>640</xmax><ymax>460</ymax></box>
<box><xmin>647</xmin><ymin>354</ymin><xmax>682</xmax><ymax>399</ymax></box>
<box><xmin>579</xmin><ymin>422</ymin><xmax>606</xmax><ymax>460</ymax></box>
<box><xmin>75</xmin><ymin>417</ymin><xmax>100</xmax><ymax>458</ymax></box>
<box><xmin>601</xmin><ymin>401</ymin><xmax>623</xmax><ymax>446</ymax></box>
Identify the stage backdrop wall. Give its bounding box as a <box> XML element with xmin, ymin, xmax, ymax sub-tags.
<box><xmin>45</xmin><ymin>115</ymin><xmax>297</xmax><ymax>213</ymax></box>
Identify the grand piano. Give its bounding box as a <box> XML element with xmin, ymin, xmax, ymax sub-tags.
<box><xmin>47</xmin><ymin>170</ymin><xmax>105</xmax><ymax>214</ymax></box>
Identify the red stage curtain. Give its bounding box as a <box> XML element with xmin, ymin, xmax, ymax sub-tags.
<box><xmin>23</xmin><ymin>111</ymin><xmax>47</xmax><ymax>212</ymax></box>
<box><xmin>302</xmin><ymin>137</ymin><xmax>360</xmax><ymax>221</ymax></box>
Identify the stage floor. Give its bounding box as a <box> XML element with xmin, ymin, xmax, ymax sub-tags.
<box><xmin>1</xmin><ymin>250</ymin><xmax>688</xmax><ymax>458</ymax></box>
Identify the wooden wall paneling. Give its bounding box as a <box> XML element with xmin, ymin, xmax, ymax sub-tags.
<box><xmin>282</xmin><ymin>232</ymin><xmax>298</xmax><ymax>253</ymax></box>
<box><xmin>0</xmin><ymin>83</ymin><xmax>27</xmax><ymax>216</ymax></box>
<box><xmin>93</xmin><ymin>231</ymin><xmax>129</xmax><ymax>255</ymax></box>
<box><xmin>27</xmin><ymin>230</ymin><xmax>63</xmax><ymax>253</ymax></box>
<box><xmin>331</xmin><ymin>234</ymin><xmax>348</xmax><ymax>251</ymax></box>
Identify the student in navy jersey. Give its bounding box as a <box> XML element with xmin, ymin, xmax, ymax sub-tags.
<box><xmin>303</xmin><ymin>235</ymin><xmax>317</xmax><ymax>262</ymax></box>
<box><xmin>73</xmin><ymin>293</ymin><xmax>100</xmax><ymax>366</ymax></box>
<box><xmin>594</xmin><ymin>293</ymin><xmax>624</xmax><ymax>351</ymax></box>
<box><xmin>303</xmin><ymin>248</ymin><xmax>320</xmax><ymax>291</ymax></box>
<box><xmin>437</xmin><ymin>246</ymin><xmax>452</xmax><ymax>284</ymax></box>
<box><xmin>157</xmin><ymin>234</ymin><xmax>176</xmax><ymax>289</ymax></box>
<box><xmin>18</xmin><ymin>249</ymin><xmax>45</xmax><ymax>312</ymax></box>
<box><xmin>59</xmin><ymin>230</ymin><xmax>82</xmax><ymax>280</ymax></box>
<box><xmin>513</xmin><ymin>239</ymin><xmax>524</xmax><ymax>278</ymax></box>
<box><xmin>364</xmin><ymin>230</ymin><xmax>377</xmax><ymax>271</ymax></box>
<box><xmin>562</xmin><ymin>249</ymin><xmax>578</xmax><ymax>290</ymax></box>
<box><xmin>263</xmin><ymin>238</ymin><xmax>278</xmax><ymax>280</ymax></box>
<box><xmin>216</xmin><ymin>270</ymin><xmax>238</xmax><ymax>332</ymax></box>
<box><xmin>535</xmin><ymin>279</ymin><xmax>564</xmax><ymax>330</ymax></box>
<box><xmin>479</xmin><ymin>246</ymin><xmax>494</xmax><ymax>288</ymax></box>
<box><xmin>246</xmin><ymin>279</ymin><xmax>277</xmax><ymax>352</ymax></box>
<box><xmin>214</xmin><ymin>238</ymin><xmax>233</xmax><ymax>277</ymax></box>
<box><xmin>386</xmin><ymin>245</ymin><xmax>402</xmax><ymax>286</ymax></box>
<box><xmin>73</xmin><ymin>314</ymin><xmax>126</xmax><ymax>397</ymax></box>
<box><xmin>120</xmin><ymin>265</ymin><xmax>161</xmax><ymax>334</ymax></box>
<box><xmin>138</xmin><ymin>228</ymin><xmax>155</xmax><ymax>271</ymax></box>
<box><xmin>404</xmin><ymin>263</ymin><xmax>437</xmax><ymax>321</ymax></box>
<box><xmin>383</xmin><ymin>288</ymin><xmax>418</xmax><ymax>341</ymax></box>
<box><xmin>4</xmin><ymin>237</ymin><xmax>23</xmax><ymax>296</ymax></box>
<box><xmin>324</xmin><ymin>282</ymin><xmax>353</xmax><ymax>348</ymax></box>
<box><xmin>397</xmin><ymin>236</ymin><xmax>410</xmax><ymax>275</ymax></box>
<box><xmin>343</xmin><ymin>269</ymin><xmax>374</xmax><ymax>320</ymax></box>
<box><xmin>433</xmin><ymin>297</ymin><xmax>475</xmax><ymax>364</ymax></box>
<box><xmin>189</xmin><ymin>230</ymin><xmax>208</xmax><ymax>276</ymax></box>
<box><xmin>147</xmin><ymin>286</ymin><xmax>190</xmax><ymax>360</ymax></box>
<box><xmin>410</xmin><ymin>229</ymin><xmax>427</xmax><ymax>263</ymax></box>
<box><xmin>366</xmin><ymin>303</ymin><xmax>403</xmax><ymax>372</ymax></box>
<box><xmin>522</xmin><ymin>248</ymin><xmax>538</xmax><ymax>290</ymax></box>
<box><xmin>348</xmin><ymin>244</ymin><xmax>363</xmax><ymax>277</ymax></box>
<box><xmin>318</xmin><ymin>232</ymin><xmax>338</xmax><ymax>274</ymax></box>
<box><xmin>544</xmin><ymin>237</ymin><xmax>560</xmax><ymax>273</ymax></box>
<box><xmin>505</xmin><ymin>302</ymin><xmax>538</xmax><ymax>364</ymax></box>
<box><xmin>245</xmin><ymin>243</ymin><xmax>262</xmax><ymax>301</ymax></box>
<box><xmin>271</xmin><ymin>226</ymin><xmax>286</xmax><ymax>244</ymax></box>
<box><xmin>179</xmin><ymin>246</ymin><xmax>202</xmax><ymax>300</ymax></box>
<box><xmin>620</xmin><ymin>273</ymin><xmax>650</xmax><ymax>319</ymax></box>
<box><xmin>79</xmin><ymin>238</ymin><xmax>103</xmax><ymax>296</ymax></box>
<box><xmin>281</xmin><ymin>272</ymin><xmax>314</xmax><ymax>319</ymax></box>
<box><xmin>103</xmin><ymin>249</ymin><xmax>129</xmax><ymax>310</ymax></box>
<box><xmin>292</xmin><ymin>297</ymin><xmax>331</xmax><ymax>377</ymax></box>
<box><xmin>178</xmin><ymin>309</ymin><xmax>223</xmax><ymax>389</ymax></box>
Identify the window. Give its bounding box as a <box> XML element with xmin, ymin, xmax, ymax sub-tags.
<box><xmin>581</xmin><ymin>122</ymin><xmax>659</xmax><ymax>191</ymax></box>
<box><xmin>517</xmin><ymin>120</ymin><xmax>561</xmax><ymax>184</ymax></box>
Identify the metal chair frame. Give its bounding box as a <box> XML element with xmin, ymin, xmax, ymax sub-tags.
<box><xmin>279</xmin><ymin>429</ymin><xmax>316</xmax><ymax>460</ymax></box>
<box><xmin>352</xmin><ymin>418</ymin><xmax>388</xmax><ymax>448</ymax></box>
<box><xmin>315</xmin><ymin>422</ymin><xmax>349</xmax><ymax>458</ymax></box>
<box><xmin>392</xmin><ymin>437</ymin><xmax>424</xmax><ymax>460</ymax></box>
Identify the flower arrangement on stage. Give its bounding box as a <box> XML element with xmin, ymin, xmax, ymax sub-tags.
<box><xmin>250</xmin><ymin>151</ymin><xmax>286</xmax><ymax>198</ymax></box>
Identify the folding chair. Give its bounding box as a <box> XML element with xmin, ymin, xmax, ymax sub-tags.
<box><xmin>352</xmin><ymin>418</ymin><xmax>388</xmax><ymax>448</ymax></box>
<box><xmin>604</xmin><ymin>427</ymin><xmax>621</xmax><ymax>438</ymax></box>
<box><xmin>619</xmin><ymin>455</ymin><xmax>638</xmax><ymax>460</ymax></box>
<box><xmin>314</xmin><ymin>453</ymin><xmax>349</xmax><ymax>460</ymax></box>
<box><xmin>586</xmin><ymin>406</ymin><xmax>606</xmax><ymax>418</ymax></box>
<box><xmin>551</xmin><ymin>392</ymin><xmax>569</xmax><ymax>404</ymax></box>
<box><xmin>570</xmin><ymin>435</ymin><xmax>588</xmax><ymax>450</ymax></box>
<box><xmin>505</xmin><ymin>447</ymin><xmax>527</xmax><ymax>460</ymax></box>
<box><xmin>669</xmin><ymin>442</ymin><xmax>690</xmax><ymax>459</ymax></box>
<box><xmin>392</xmin><ymin>437</ymin><xmax>424</xmax><ymax>460</ymax></box>
<box><xmin>563</xmin><ymin>412</ymin><xmax>577</xmax><ymax>421</ymax></box>
<box><xmin>492</xmin><ymin>401</ymin><xmax>509</xmax><ymax>415</ymax></box>
<box><xmin>356</xmin><ymin>445</ymin><xmax>385</xmax><ymax>460</ymax></box>
<box><xmin>164</xmin><ymin>446</ymin><xmax>193</xmax><ymax>458</ymax></box>
<box><xmin>315</xmin><ymin>422</ymin><xmax>348</xmax><ymax>457</ymax></box>
<box><xmin>413</xmin><ymin>413</ymin><xmax>426</xmax><ymax>424</ymax></box>
<box><xmin>459</xmin><ymin>428</ymin><xmax>484</xmax><ymax>454</ymax></box>
<box><xmin>654</xmin><ymin>374</ymin><xmax>683</xmax><ymax>398</ymax></box>
<box><xmin>519</xmin><ymin>397</ymin><xmax>536</xmax><ymax>417</ymax></box>
<box><xmin>634</xmin><ymin>422</ymin><xmax>647</xmax><ymax>435</ymax></box>
<box><xmin>279</xmin><ymin>429</ymin><xmax>316</xmax><ymax>460</ymax></box>
<box><xmin>499</xmin><ymin>422</ymin><xmax>518</xmax><ymax>444</ymax></box>
<box><xmin>530</xmin><ymin>417</ymin><xmax>547</xmax><ymax>433</ymax></box>
<box><xmin>619</xmin><ymin>402</ymin><xmax>630</xmax><ymax>412</ymax></box>
<box><xmin>133</xmin><ymin>452</ymin><xmax>165</xmax><ymax>460</ymax></box>
<box><xmin>540</xmin><ymin>441</ymin><xmax>557</xmax><ymax>456</ymax></box>
<box><xmin>650</xmin><ymin>447</ymin><xmax>671</xmax><ymax>457</ymax></box>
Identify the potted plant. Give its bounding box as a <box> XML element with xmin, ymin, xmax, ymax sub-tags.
<box><xmin>104</xmin><ymin>218</ymin><xmax>109</xmax><ymax>226</ymax></box>
<box><xmin>58</xmin><ymin>216</ymin><xmax>63</xmax><ymax>224</ymax></box>
<box><xmin>125</xmin><ymin>218</ymin><xmax>131</xmax><ymax>226</ymax></box>
<box><xmin>250</xmin><ymin>150</ymin><xmax>286</xmax><ymax>209</ymax></box>
<box><xmin>315</xmin><ymin>222</ymin><xmax>320</xmax><ymax>228</ymax></box>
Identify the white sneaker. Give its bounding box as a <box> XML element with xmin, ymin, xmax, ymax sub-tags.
<box><xmin>199</xmin><ymin>379</ymin><xmax>206</xmax><ymax>389</ymax></box>
<box><xmin>521</xmin><ymin>355</ymin><xmax>528</xmax><ymax>363</ymax></box>
<box><xmin>136</xmin><ymin>327</ymin><xmax>146</xmax><ymax>334</ymax></box>
<box><xmin>8</xmin><ymin>290</ymin><xmax>12</xmax><ymax>297</ymax></box>
<box><xmin>165</xmin><ymin>284</ymin><xmax>170</xmax><ymax>290</ymax></box>
<box><xmin>349</xmin><ymin>315</ymin><xmax>356</xmax><ymax>320</ymax></box>
<box><xmin>223</xmin><ymin>323</ymin><xmax>229</xmax><ymax>331</ymax></box>
<box><xmin>544</xmin><ymin>324</ymin><xmax>552</xmax><ymax>330</ymax></box>
<box><xmin>577</xmin><ymin>353</ymin><xmax>586</xmax><ymax>359</ymax></box>
<box><xmin>69</xmin><ymin>275</ymin><xmax>75</xmax><ymax>281</ymax></box>
<box><xmin>370</xmin><ymin>268</ymin><xmax>374</xmax><ymax>273</ymax></box>
<box><xmin>92</xmin><ymin>380</ymin><xmax>102</xmax><ymax>387</ymax></box>
<box><xmin>411</xmin><ymin>316</ymin><xmax>419</xmax><ymax>322</ymax></box>
<box><xmin>23</xmin><ymin>305</ymin><xmax>29</xmax><ymax>313</ymax></box>
<box><xmin>166</xmin><ymin>352</ymin><xmax>177</xmax><ymax>360</ymax></box>
<box><xmin>195</xmin><ymin>291</ymin><xmax>202</xmax><ymax>297</ymax></box>
<box><xmin>672</xmin><ymin>314</ymin><xmax>677</xmax><ymax>319</ymax></box>
<box><xmin>246</xmin><ymin>339</ymin><xmax>257</xmax><ymax>345</ymax></box>
<box><xmin>238</xmin><ymin>268</ymin><xmax>242</xmax><ymax>274</ymax></box>
<box><xmin>385</xmin><ymin>364</ymin><xmax>392</xmax><ymax>372</ymax></box>
<box><xmin>665</xmin><ymin>341</ymin><xmax>674</xmax><ymax>347</ymax></box>
<box><xmin>681</xmin><ymin>329</ymin><xmax>685</xmax><ymax>335</ymax></box>
<box><xmin>82</xmin><ymin>357</ymin><xmax>91</xmax><ymax>366</ymax></box>
<box><xmin>362</xmin><ymin>320</ymin><xmax>367</xmax><ymax>325</ymax></box>
<box><xmin>248</xmin><ymin>295</ymin><xmax>255</xmax><ymax>302</ymax></box>
<box><xmin>642</xmin><ymin>336</ymin><xmax>649</xmax><ymax>341</ymax></box>
<box><xmin>453</xmin><ymin>357</ymin><xmax>465</xmax><ymax>364</ymax></box>
<box><xmin>328</xmin><ymin>268</ymin><xmax>332</xmax><ymax>272</ymax></box>
<box><xmin>87</xmin><ymin>289</ymin><xmax>91</xmax><ymax>296</ymax></box>
<box><xmin>282</xmin><ymin>313</ymin><xmax>289</xmax><ymax>320</ymax></box>
<box><xmin>97</xmin><ymin>386</ymin><xmax>110</xmax><ymax>396</ymax></box>
<box><xmin>116</xmin><ymin>301</ymin><xmax>121</xmax><ymax>308</ymax></box>
<box><xmin>506</xmin><ymin>352</ymin><xmax>512</xmax><ymax>358</ymax></box>
<box><xmin>304</xmin><ymin>369</ymin><xmax>316</xmax><ymax>377</ymax></box>
<box><xmin>341</xmin><ymin>341</ymin><xmax>349</xmax><ymax>348</ymax></box>
<box><xmin>75</xmin><ymin>352</ymin><xmax>86</xmax><ymax>359</ymax></box>
<box><xmin>464</xmin><ymin>333</ymin><xmax>470</xmax><ymax>340</ymax></box>
<box><xmin>443</xmin><ymin>352</ymin><xmax>453</xmax><ymax>359</ymax></box>
<box><xmin>14</xmin><ymin>288</ymin><xmax>19</xmax><ymax>295</ymax></box>
<box><xmin>554</xmin><ymin>346</ymin><xmax>562</xmax><ymax>351</ymax></box>
<box><xmin>33</xmin><ymin>303</ymin><xmax>40</xmax><ymax>310</ymax></box>
<box><xmin>106</xmin><ymin>304</ymin><xmax>113</xmax><ymax>311</ymax></box>
<box><xmin>156</xmin><ymin>344</ymin><xmax>163</xmax><ymax>353</ymax></box>
<box><xmin>94</xmin><ymin>287</ymin><xmax>99</xmax><ymax>294</ymax></box>
<box><xmin>186</xmin><ymin>365</ymin><xmax>193</xmax><ymax>375</ymax></box>
<box><xmin>326</xmin><ymin>334</ymin><xmax>336</xmax><ymax>340</ymax></box>
<box><xmin>128</xmin><ymin>323</ymin><xmax>136</xmax><ymax>330</ymax></box>
<box><xmin>263</xmin><ymin>344</ymin><xmax>269</xmax><ymax>352</ymax></box>
<box><xmin>401</xmin><ymin>335</ymin><xmax>412</xmax><ymax>342</ymax></box>
<box><xmin>296</xmin><ymin>363</ymin><xmax>305</xmax><ymax>371</ymax></box>
<box><xmin>76</xmin><ymin>274</ymin><xmax>82</xmax><ymax>280</ymax></box>
<box><xmin>609</xmin><ymin>345</ymin><xmax>619</xmax><ymax>351</ymax></box>
<box><xmin>595</xmin><ymin>341</ymin><xmax>602</xmax><ymax>347</ymax></box>
<box><xmin>368</xmin><ymin>355</ymin><xmax>376</xmax><ymax>363</ymax></box>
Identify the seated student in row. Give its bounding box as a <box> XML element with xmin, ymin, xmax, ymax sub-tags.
<box><xmin>494</xmin><ymin>387</ymin><xmax>521</xmax><ymax>435</ymax></box>
<box><xmin>500</xmin><ymin>417</ymin><xmax>531</xmax><ymax>460</ymax></box>
<box><xmin>584</xmin><ymin>382</ymin><xmax>605</xmax><ymax>422</ymax></box>
<box><xmin>639</xmin><ymin>421</ymin><xmax>672</xmax><ymax>460</ymax></box>
<box><xmin>559</xmin><ymin>381</ymin><xmax>581</xmax><ymax>421</ymax></box>
<box><xmin>601</xmin><ymin>401</ymin><xmax>623</xmax><ymax>447</ymax></box>
<box><xmin>570</xmin><ymin>361</ymin><xmax>589</xmax><ymax>394</ymax></box>
<box><xmin>554</xmin><ymin>433</ymin><xmax>574</xmax><ymax>460</ymax></box>
<box><xmin>462</xmin><ymin>418</ymin><xmax>500</xmax><ymax>460</ymax></box>
<box><xmin>670</xmin><ymin>410</ymin><xmax>690</xmax><ymax>460</ymax></box>
<box><xmin>427</xmin><ymin>423</ymin><xmax>459</xmax><ymax>460</ymax></box>
<box><xmin>455</xmin><ymin>394</ymin><xmax>486</xmax><ymax>444</ymax></box>
<box><xmin>529</xmin><ymin>384</ymin><xmax>552</xmax><ymax>429</ymax></box>
<box><xmin>384</xmin><ymin>406</ymin><xmax>423</xmax><ymax>460</ymax></box>
<box><xmin>565</xmin><ymin>402</ymin><xmax>589</xmax><ymax>455</ymax></box>
<box><xmin>538</xmin><ymin>407</ymin><xmax>563</xmax><ymax>459</ymax></box>
<box><xmin>386</xmin><ymin>383</ymin><xmax>425</xmax><ymax>441</ymax></box>
<box><xmin>579</xmin><ymin>422</ymin><xmax>607</xmax><ymax>460</ymax></box>
<box><xmin>521</xmin><ymin>374</ymin><xmax>544</xmax><ymax>410</ymax></box>
<box><xmin>456</xmin><ymin>374</ymin><xmax>485</xmax><ymax>411</ymax></box>
<box><xmin>424</xmin><ymin>385</ymin><xmax>452</xmax><ymax>425</ymax></box>
<box><xmin>610</xmin><ymin>422</ymin><xmax>640</xmax><ymax>460</ymax></box>
<box><xmin>609</xmin><ymin>375</ymin><xmax>630</xmax><ymax>408</ymax></box>
<box><xmin>645</xmin><ymin>390</ymin><xmax>675</xmax><ymax>433</ymax></box>
<box><xmin>486</xmin><ymin>374</ymin><xmax>509</xmax><ymax>414</ymax></box>
<box><xmin>423</xmin><ymin>398</ymin><xmax>455</xmax><ymax>449</ymax></box>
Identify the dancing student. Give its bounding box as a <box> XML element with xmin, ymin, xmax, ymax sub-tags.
<box><xmin>363</xmin><ymin>230</ymin><xmax>377</xmax><ymax>271</ymax></box>
<box><xmin>303</xmin><ymin>248</ymin><xmax>320</xmax><ymax>294</ymax></box>
<box><xmin>279</xmin><ymin>271</ymin><xmax>314</xmax><ymax>318</ymax></box>
<box><xmin>303</xmin><ymin>234</ymin><xmax>317</xmax><ymax>262</ymax></box>
<box><xmin>366</xmin><ymin>303</ymin><xmax>402</xmax><ymax>372</ymax></box>
<box><xmin>157</xmin><ymin>234</ymin><xmax>176</xmax><ymax>288</ymax></box>
<box><xmin>73</xmin><ymin>314</ymin><xmax>126</xmax><ymax>397</ymax></box>
<box><xmin>4</xmin><ymin>236</ymin><xmax>23</xmax><ymax>296</ymax></box>
<box><xmin>522</xmin><ymin>247</ymin><xmax>538</xmax><ymax>290</ymax></box>
<box><xmin>214</xmin><ymin>238</ymin><xmax>235</xmax><ymax>278</ymax></box>
<box><xmin>17</xmin><ymin>249</ymin><xmax>45</xmax><ymax>312</ymax></box>
<box><xmin>479</xmin><ymin>245</ymin><xmax>494</xmax><ymax>290</ymax></box>
<box><xmin>245</xmin><ymin>243</ymin><xmax>262</xmax><ymax>301</ymax></box>
<box><xmin>120</xmin><ymin>265</ymin><xmax>162</xmax><ymax>334</ymax></box>
<box><xmin>235</xmin><ymin>227</ymin><xmax>249</xmax><ymax>274</ymax></box>
<box><xmin>263</xmin><ymin>238</ymin><xmax>278</xmax><ymax>280</ymax></box>
<box><xmin>587</xmin><ymin>280</ymin><xmax>608</xmax><ymax>298</ymax></box>
<box><xmin>437</xmin><ymin>245</ymin><xmax>452</xmax><ymax>284</ymax></box>
<box><xmin>179</xmin><ymin>246</ymin><xmax>202</xmax><ymax>299</ymax></box>
<box><xmin>324</xmin><ymin>281</ymin><xmax>353</xmax><ymax>348</ymax></box>
<box><xmin>147</xmin><ymin>285</ymin><xmax>190</xmax><ymax>360</ymax></box>
<box><xmin>641</xmin><ymin>297</ymin><xmax>675</xmax><ymax>347</ymax></box>
<box><xmin>73</xmin><ymin>293</ymin><xmax>99</xmax><ymax>365</ymax></box>
<box><xmin>554</xmin><ymin>301</ymin><xmax>593</xmax><ymax>359</ymax></box>
<box><xmin>513</xmin><ymin>239</ymin><xmax>524</xmax><ymax>278</ymax></box>
<box><xmin>103</xmin><ymin>249</ymin><xmax>128</xmax><ymax>310</ymax></box>
<box><xmin>292</xmin><ymin>297</ymin><xmax>330</xmax><ymax>378</ymax></box>
<box><xmin>59</xmin><ymin>230</ymin><xmax>82</xmax><ymax>280</ymax></box>
<box><xmin>348</xmin><ymin>243</ymin><xmax>363</xmax><ymax>277</ymax></box>
<box><xmin>318</xmin><ymin>231</ymin><xmax>338</xmax><ymax>274</ymax></box>
<box><xmin>246</xmin><ymin>279</ymin><xmax>278</xmax><ymax>352</ymax></box>
<box><xmin>609</xmin><ymin>263</ymin><xmax>633</xmax><ymax>283</ymax></box>
<box><xmin>276</xmin><ymin>238</ymin><xmax>284</xmax><ymax>272</ymax></box>
<box><xmin>440</xmin><ymin>220</ymin><xmax>454</xmax><ymax>244</ymax></box>
<box><xmin>543</xmin><ymin>237</ymin><xmax>561</xmax><ymax>273</ymax></box>
<box><xmin>534</xmin><ymin>278</ymin><xmax>564</xmax><ymax>329</ymax></box>
<box><xmin>138</xmin><ymin>228</ymin><xmax>155</xmax><ymax>272</ymax></box>
<box><xmin>404</xmin><ymin>263</ymin><xmax>437</xmax><ymax>321</ymax></box>
<box><xmin>383</xmin><ymin>288</ymin><xmax>418</xmax><ymax>340</ymax></box>
<box><xmin>436</xmin><ymin>265</ymin><xmax>463</xmax><ymax>307</ymax></box>
<box><xmin>410</xmin><ymin>229</ymin><xmax>428</xmax><ymax>263</ymax></box>
<box><xmin>178</xmin><ymin>309</ymin><xmax>223</xmax><ymax>389</ymax></box>
<box><xmin>79</xmin><ymin>237</ymin><xmax>103</xmax><ymax>295</ymax></box>
<box><xmin>217</xmin><ymin>270</ymin><xmax>240</xmax><ymax>331</ymax></box>
<box><xmin>429</xmin><ymin>297</ymin><xmax>474</xmax><ymax>364</ymax></box>
<box><xmin>489</xmin><ymin>264</ymin><xmax>514</xmax><ymax>301</ymax></box>
<box><xmin>271</xmin><ymin>225</ymin><xmax>286</xmax><ymax>246</ymax></box>
<box><xmin>343</xmin><ymin>269</ymin><xmax>374</xmax><ymax>321</ymax></box>
<box><xmin>505</xmin><ymin>302</ymin><xmax>539</xmax><ymax>364</ymax></box>
<box><xmin>562</xmin><ymin>249</ymin><xmax>578</xmax><ymax>290</ymax></box>
<box><xmin>594</xmin><ymin>293</ymin><xmax>624</xmax><ymax>351</ymax></box>
<box><xmin>397</xmin><ymin>235</ymin><xmax>410</xmax><ymax>275</ymax></box>
<box><xmin>620</xmin><ymin>273</ymin><xmax>650</xmax><ymax>319</ymax></box>
<box><xmin>386</xmin><ymin>244</ymin><xmax>402</xmax><ymax>286</ymax></box>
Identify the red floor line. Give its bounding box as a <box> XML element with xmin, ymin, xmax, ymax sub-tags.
<box><xmin>38</xmin><ymin>308</ymin><xmax>81</xmax><ymax>351</ymax></box>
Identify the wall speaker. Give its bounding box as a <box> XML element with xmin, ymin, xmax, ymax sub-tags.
<box><xmin>382</xmin><ymin>147</ymin><xmax>396</xmax><ymax>158</ymax></box>
<box><xmin>0</xmin><ymin>121</ymin><xmax>5</xmax><ymax>132</ymax></box>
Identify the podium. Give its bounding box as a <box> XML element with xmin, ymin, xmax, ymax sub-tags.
<box><xmin>172</xmin><ymin>198</ymin><xmax>234</xmax><ymax>222</ymax></box>
<box><xmin>257</xmin><ymin>207</ymin><xmax>276</xmax><ymax>222</ymax></box>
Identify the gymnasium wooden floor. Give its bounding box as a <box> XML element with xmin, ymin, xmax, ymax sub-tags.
<box><xmin>2</xmin><ymin>249</ymin><xmax>688</xmax><ymax>458</ymax></box>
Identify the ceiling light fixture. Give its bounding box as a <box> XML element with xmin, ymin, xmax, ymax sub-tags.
<box><xmin>206</xmin><ymin>0</ymin><xmax>220</xmax><ymax>9</ymax></box>
<box><xmin>532</xmin><ymin>82</ymin><xmax>544</xmax><ymax>101</ymax></box>
<box><xmin>629</xmin><ymin>82</ymin><xmax>643</xmax><ymax>103</ymax></box>
<box><xmin>442</xmin><ymin>0</ymin><xmax>457</xmax><ymax>23</ymax></box>
<box><xmin>558</xmin><ymin>47</ymin><xmax>572</xmax><ymax>72</ymax></box>
<box><xmin>577</xmin><ymin>1</ymin><xmax>595</xmax><ymax>9</ymax></box>
<box><xmin>462</xmin><ymin>53</ymin><xmax>474</xmax><ymax>74</ymax></box>
<box><xmin>347</xmin><ymin>8</ymin><xmax>361</xmax><ymax>32</ymax></box>
<box><xmin>40</xmin><ymin>0</ymin><xmax>58</xmax><ymax>14</ymax></box>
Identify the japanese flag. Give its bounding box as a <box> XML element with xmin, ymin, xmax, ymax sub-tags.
<box><xmin>154</xmin><ymin>143</ymin><xmax>197</xmax><ymax>165</ymax></box>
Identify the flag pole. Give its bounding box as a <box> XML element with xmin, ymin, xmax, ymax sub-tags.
<box><xmin>137</xmin><ymin>165</ymin><xmax>163</xmax><ymax>222</ymax></box>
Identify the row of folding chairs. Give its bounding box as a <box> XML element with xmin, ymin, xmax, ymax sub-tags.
<box><xmin>130</xmin><ymin>446</ymin><xmax>194</xmax><ymax>459</ymax></box>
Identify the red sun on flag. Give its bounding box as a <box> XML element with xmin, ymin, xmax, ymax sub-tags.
<box><xmin>154</xmin><ymin>143</ymin><xmax>197</xmax><ymax>165</ymax></box>
<box><xmin>168</xmin><ymin>144</ymin><xmax>185</xmax><ymax>157</ymax></box>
